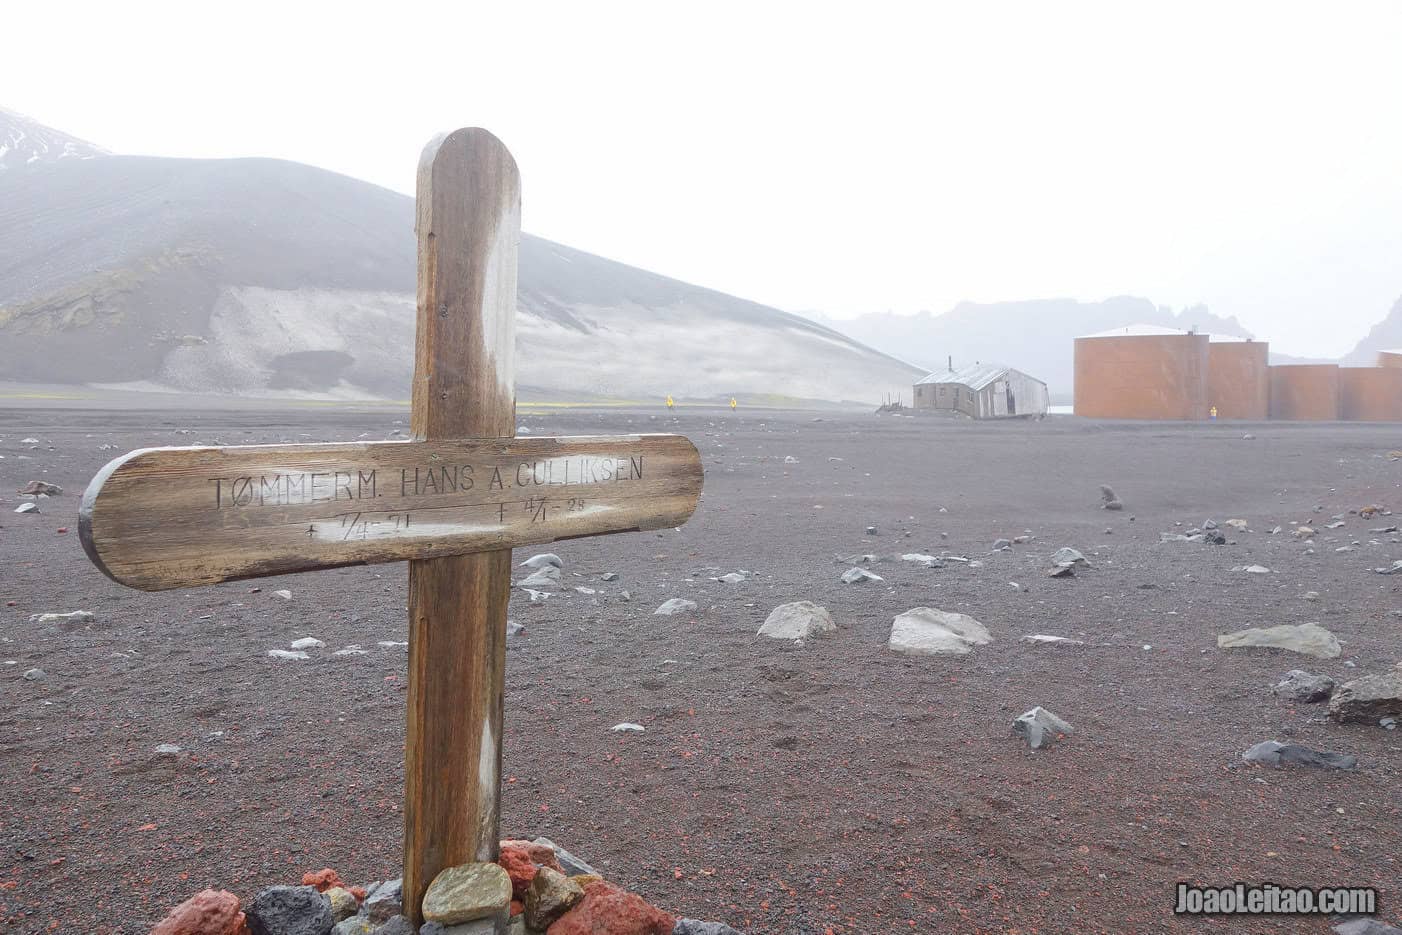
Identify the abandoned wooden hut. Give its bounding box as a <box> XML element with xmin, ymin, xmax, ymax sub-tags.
<box><xmin>913</xmin><ymin>363</ymin><xmax>1049</xmax><ymax>418</ymax></box>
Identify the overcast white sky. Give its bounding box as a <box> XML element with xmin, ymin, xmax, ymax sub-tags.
<box><xmin>6</xmin><ymin>1</ymin><xmax>1400</xmax><ymax>356</ymax></box>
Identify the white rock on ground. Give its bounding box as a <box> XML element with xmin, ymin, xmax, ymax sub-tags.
<box><xmin>888</xmin><ymin>608</ymin><xmax>992</xmax><ymax>655</ymax></box>
<box><xmin>611</xmin><ymin>723</ymin><xmax>645</xmax><ymax>733</ymax></box>
<box><xmin>267</xmin><ymin>649</ymin><xmax>309</xmax><ymax>661</ymax></box>
<box><xmin>289</xmin><ymin>637</ymin><xmax>325</xmax><ymax>650</ymax></box>
<box><xmin>273</xmin><ymin>589</ymin><xmax>293</xmax><ymax>600</ymax></box>
<box><xmin>1217</xmin><ymin>622</ymin><xmax>1341</xmax><ymax>659</ymax></box>
<box><xmin>519</xmin><ymin>566</ymin><xmax>562</xmax><ymax>588</ymax></box>
<box><xmin>1022</xmin><ymin>634</ymin><xmax>1084</xmax><ymax>645</ymax></box>
<box><xmin>521</xmin><ymin>553</ymin><xmax>563</xmax><ymax>570</ymax></box>
<box><xmin>1011</xmin><ymin>706</ymin><xmax>1073</xmax><ymax>749</ymax></box>
<box><xmin>654</xmin><ymin>598</ymin><xmax>698</xmax><ymax>616</ymax></box>
<box><xmin>29</xmin><ymin>611</ymin><xmax>95</xmax><ymax>629</ymax></box>
<box><xmin>758</xmin><ymin>602</ymin><xmax>835</xmax><ymax>641</ymax></box>
<box><xmin>840</xmin><ymin>567</ymin><xmax>883</xmax><ymax>584</ymax></box>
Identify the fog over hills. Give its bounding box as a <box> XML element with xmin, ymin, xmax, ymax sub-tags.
<box><xmin>1343</xmin><ymin>294</ymin><xmax>1402</xmax><ymax>364</ymax></box>
<box><xmin>0</xmin><ymin>111</ymin><xmax>922</xmax><ymax>405</ymax></box>
<box><xmin>813</xmin><ymin>298</ymin><xmax>1255</xmax><ymax>396</ymax></box>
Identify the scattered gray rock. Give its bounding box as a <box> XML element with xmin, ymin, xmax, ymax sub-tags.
<box><xmin>29</xmin><ymin>610</ymin><xmax>95</xmax><ymax>630</ymax></box>
<box><xmin>1333</xmin><ymin>918</ymin><xmax>1402</xmax><ymax>935</ymax></box>
<box><xmin>1100</xmin><ymin>485</ymin><xmax>1123</xmax><ymax>510</ymax></box>
<box><xmin>363</xmin><ymin>878</ymin><xmax>403</xmax><ymax>923</ymax></box>
<box><xmin>888</xmin><ymin>607</ymin><xmax>991</xmax><ymax>655</ymax></box>
<box><xmin>1011</xmin><ymin>706</ymin><xmax>1073</xmax><ymax>750</ymax></box>
<box><xmin>864</xmin><ymin>525</ymin><xmax>877</xmax><ymax>535</ymax></box>
<box><xmin>1302</xmin><ymin>591</ymin><xmax>1321</xmax><ymax>601</ymax></box>
<box><xmin>333</xmin><ymin>645</ymin><xmax>368</xmax><ymax>657</ymax></box>
<box><xmin>506</xmin><ymin>621</ymin><xmax>524</xmax><ymax>638</ymax></box>
<box><xmin>757</xmin><ymin>601</ymin><xmax>835</xmax><ymax>641</ymax></box>
<box><xmin>1272</xmin><ymin>670</ymin><xmax>1336</xmax><ymax>703</ymax></box>
<box><xmin>332</xmin><ymin>917</ymin><xmax>373</xmax><ymax>935</ymax></box>
<box><xmin>711</xmin><ymin>572</ymin><xmax>747</xmax><ymax>584</ymax></box>
<box><xmin>991</xmin><ymin>538</ymin><xmax>1012</xmax><ymax>551</ymax></box>
<box><xmin>422</xmin><ymin>862</ymin><xmax>512</xmax><ymax>925</ymax></box>
<box><xmin>900</xmin><ymin>553</ymin><xmax>942</xmax><ymax>567</ymax></box>
<box><xmin>1052</xmin><ymin>547</ymin><xmax>1089</xmax><ymax>566</ymax></box>
<box><xmin>1217</xmin><ymin>622</ymin><xmax>1341</xmax><ymax>659</ymax></box>
<box><xmin>1202</xmin><ymin>528</ymin><xmax>1227</xmax><ymax>545</ymax></box>
<box><xmin>1372</xmin><ymin>560</ymin><xmax>1402</xmax><ymax>575</ymax></box>
<box><xmin>1327</xmin><ymin>670</ymin><xmax>1402</xmax><ymax>724</ymax></box>
<box><xmin>1240</xmin><ymin>564</ymin><xmax>1271</xmax><ymax>574</ymax></box>
<box><xmin>246</xmin><ymin>885</ymin><xmax>334</xmax><ymax>935</ymax></box>
<box><xmin>519</xmin><ymin>566</ymin><xmax>562</xmax><ymax>588</ymax></box>
<box><xmin>674</xmin><ymin>922</ymin><xmax>745</xmax><ymax>935</ymax></box>
<box><xmin>611</xmin><ymin>722</ymin><xmax>645</xmax><ymax>733</ymax></box>
<box><xmin>521</xmin><ymin>553</ymin><xmax>563</xmax><ymax>570</ymax></box>
<box><xmin>1047</xmin><ymin>564</ymin><xmax>1075</xmax><ymax>578</ymax></box>
<box><xmin>1022</xmin><ymin>634</ymin><xmax>1083</xmax><ymax>645</ymax></box>
<box><xmin>22</xmin><ymin>668</ymin><xmax>44</xmax><ymax>681</ymax></box>
<box><xmin>367</xmin><ymin>917</ymin><xmax>413</xmax><ymax>935</ymax></box>
<box><xmin>267</xmin><ymin>649</ymin><xmax>310</xmax><ymax>661</ymax></box>
<box><xmin>840</xmin><ymin>567</ymin><xmax>882</xmax><ymax>584</ymax></box>
<box><xmin>600</xmin><ymin>572</ymin><xmax>619</xmax><ymax>582</ymax></box>
<box><xmin>290</xmin><ymin>637</ymin><xmax>325</xmax><ymax>650</ymax></box>
<box><xmin>654</xmin><ymin>598</ymin><xmax>697</xmax><ymax>616</ymax></box>
<box><xmin>17</xmin><ymin>480</ymin><xmax>62</xmax><ymax>496</ymax></box>
<box><xmin>1241</xmin><ymin>740</ymin><xmax>1357</xmax><ymax>770</ymax></box>
<box><xmin>154</xmin><ymin>743</ymin><xmax>181</xmax><ymax>755</ymax></box>
<box><xmin>13</xmin><ymin>502</ymin><xmax>38</xmax><ymax>514</ymax></box>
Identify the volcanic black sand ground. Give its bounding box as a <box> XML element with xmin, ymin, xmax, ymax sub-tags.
<box><xmin>2</xmin><ymin>404</ymin><xmax>1400</xmax><ymax>934</ymax></box>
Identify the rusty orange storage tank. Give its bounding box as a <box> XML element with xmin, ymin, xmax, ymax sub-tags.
<box><xmin>1340</xmin><ymin>367</ymin><xmax>1402</xmax><ymax>421</ymax></box>
<box><xmin>1377</xmin><ymin>350</ymin><xmax>1402</xmax><ymax>369</ymax></box>
<box><xmin>1206</xmin><ymin>336</ymin><xmax>1269</xmax><ymax>420</ymax></box>
<box><xmin>1268</xmin><ymin>365</ymin><xmax>1340</xmax><ymax>421</ymax></box>
<box><xmin>1074</xmin><ymin>326</ymin><xmax>1208</xmax><ymax>420</ymax></box>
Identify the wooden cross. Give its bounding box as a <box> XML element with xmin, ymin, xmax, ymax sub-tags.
<box><xmin>77</xmin><ymin>129</ymin><xmax>703</xmax><ymax>925</ymax></box>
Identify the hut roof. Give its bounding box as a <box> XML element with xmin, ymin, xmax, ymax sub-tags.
<box><xmin>916</xmin><ymin>362</ymin><xmax>1042</xmax><ymax>391</ymax></box>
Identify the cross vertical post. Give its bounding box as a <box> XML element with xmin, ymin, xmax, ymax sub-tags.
<box><xmin>402</xmin><ymin>129</ymin><xmax>520</xmax><ymax>924</ymax></box>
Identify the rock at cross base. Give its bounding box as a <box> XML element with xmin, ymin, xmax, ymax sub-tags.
<box><xmin>151</xmin><ymin>889</ymin><xmax>248</xmax><ymax>935</ymax></box>
<box><xmin>673</xmin><ymin>921</ymin><xmax>745</xmax><ymax>935</ymax></box>
<box><xmin>331</xmin><ymin>919</ymin><xmax>372</xmax><ymax>935</ymax></box>
<box><xmin>499</xmin><ymin>843</ymin><xmax>565</xmax><ymax>901</ymax></box>
<box><xmin>422</xmin><ymin>862</ymin><xmax>512</xmax><ymax>925</ymax></box>
<box><xmin>524</xmin><ymin>866</ymin><xmax>585</xmax><ymax>930</ymax></box>
<box><xmin>323</xmin><ymin>888</ymin><xmax>358</xmax><ymax>922</ymax></box>
<box><xmin>653</xmin><ymin>598</ymin><xmax>697</xmax><ymax>616</ymax></box>
<box><xmin>757</xmin><ymin>601</ymin><xmax>835</xmax><ymax>641</ymax></box>
<box><xmin>245</xmin><ymin>885</ymin><xmax>333</xmax><ymax>935</ymax></box>
<box><xmin>1328</xmin><ymin>671</ymin><xmax>1402</xmax><ymax>724</ymax></box>
<box><xmin>888</xmin><ymin>607</ymin><xmax>991</xmax><ymax>656</ymax></box>
<box><xmin>1272</xmin><ymin>670</ymin><xmax>1336</xmax><ymax>703</ymax></box>
<box><xmin>362</xmin><ymin>879</ymin><xmax>403</xmax><ymax>923</ymax></box>
<box><xmin>1011</xmin><ymin>706</ymin><xmax>1073</xmax><ymax>750</ymax></box>
<box><xmin>546</xmin><ymin>881</ymin><xmax>675</xmax><ymax>935</ymax></box>
<box><xmin>1217</xmin><ymin>622</ymin><xmax>1341</xmax><ymax>658</ymax></box>
<box><xmin>529</xmin><ymin>837</ymin><xmax>596</xmax><ymax>877</ymax></box>
<box><xmin>1242</xmin><ymin>740</ymin><xmax>1356</xmax><ymax>770</ymax></box>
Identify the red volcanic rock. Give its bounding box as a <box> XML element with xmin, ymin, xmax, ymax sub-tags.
<box><xmin>498</xmin><ymin>845</ymin><xmax>539</xmax><ymax>901</ymax></box>
<box><xmin>348</xmin><ymin>886</ymin><xmax>367</xmax><ymax>902</ymax></box>
<box><xmin>511</xmin><ymin>899</ymin><xmax>524</xmax><ymax>916</ymax></box>
<box><xmin>301</xmin><ymin>868</ymin><xmax>343</xmax><ymax>892</ymax></box>
<box><xmin>500</xmin><ymin>839</ymin><xmax>562</xmax><ymax>868</ymax></box>
<box><xmin>546</xmin><ymin>881</ymin><xmax>674</xmax><ymax>935</ymax></box>
<box><xmin>151</xmin><ymin>889</ymin><xmax>248</xmax><ymax>935</ymax></box>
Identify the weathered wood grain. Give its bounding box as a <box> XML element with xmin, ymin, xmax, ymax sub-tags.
<box><xmin>403</xmin><ymin>127</ymin><xmax>518</xmax><ymax>927</ymax></box>
<box><xmin>78</xmin><ymin>434</ymin><xmax>702</xmax><ymax>590</ymax></box>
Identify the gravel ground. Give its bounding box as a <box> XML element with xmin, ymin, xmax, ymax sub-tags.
<box><xmin>1</xmin><ymin>405</ymin><xmax>1399</xmax><ymax>934</ymax></box>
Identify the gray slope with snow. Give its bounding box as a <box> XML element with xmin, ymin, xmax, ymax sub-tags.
<box><xmin>0</xmin><ymin>112</ymin><xmax>920</xmax><ymax>404</ymax></box>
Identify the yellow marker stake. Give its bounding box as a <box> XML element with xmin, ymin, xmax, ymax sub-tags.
<box><xmin>730</xmin><ymin>397</ymin><xmax>737</xmax><ymax>410</ymax></box>
<box><xmin>666</xmin><ymin>395</ymin><xmax>675</xmax><ymax>409</ymax></box>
